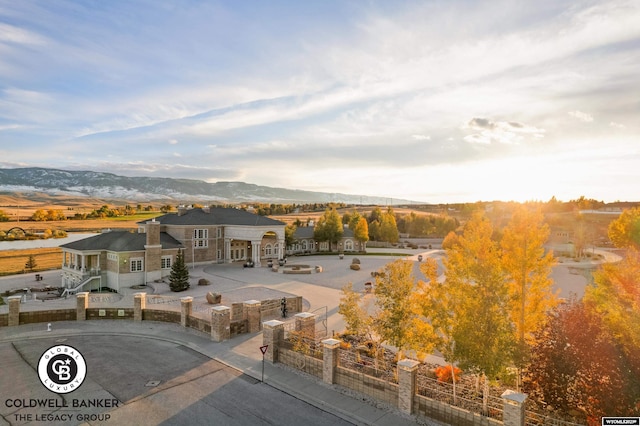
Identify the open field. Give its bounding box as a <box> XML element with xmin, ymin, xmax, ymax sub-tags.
<box><xmin>0</xmin><ymin>247</ymin><xmax>62</xmax><ymax>277</ymax></box>
<box><xmin>0</xmin><ymin>214</ymin><xmax>157</xmax><ymax>232</ymax></box>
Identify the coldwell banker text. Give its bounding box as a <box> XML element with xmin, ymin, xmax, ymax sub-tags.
<box><xmin>5</xmin><ymin>398</ymin><xmax>118</xmax><ymax>423</ymax></box>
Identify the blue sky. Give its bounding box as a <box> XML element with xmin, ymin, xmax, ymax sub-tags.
<box><xmin>1</xmin><ymin>0</ymin><xmax>639</xmax><ymax>203</ymax></box>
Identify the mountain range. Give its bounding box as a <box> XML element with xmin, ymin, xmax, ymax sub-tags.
<box><xmin>0</xmin><ymin>167</ymin><xmax>416</xmax><ymax>205</ymax></box>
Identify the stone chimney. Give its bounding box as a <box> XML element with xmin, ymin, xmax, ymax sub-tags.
<box><xmin>178</xmin><ymin>205</ymin><xmax>187</xmax><ymax>216</ymax></box>
<box><xmin>146</xmin><ymin>218</ymin><xmax>161</xmax><ymax>246</ymax></box>
<box><xmin>203</xmin><ymin>205</ymin><xmax>210</xmax><ymax>214</ymax></box>
<box><xmin>145</xmin><ymin>218</ymin><xmax>162</xmax><ymax>282</ymax></box>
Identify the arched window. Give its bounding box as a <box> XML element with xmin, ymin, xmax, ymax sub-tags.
<box><xmin>265</xmin><ymin>244</ymin><xmax>272</xmax><ymax>256</ymax></box>
<box><xmin>345</xmin><ymin>240</ymin><xmax>354</xmax><ymax>251</ymax></box>
<box><xmin>302</xmin><ymin>240</ymin><xmax>307</xmax><ymax>250</ymax></box>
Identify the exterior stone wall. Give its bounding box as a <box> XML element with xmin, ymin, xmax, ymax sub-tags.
<box><xmin>413</xmin><ymin>395</ymin><xmax>500</xmax><ymax>426</ymax></box>
<box><xmin>265</xmin><ymin>331</ymin><xmax>528</xmax><ymax>426</ymax></box>
<box><xmin>143</xmin><ymin>309</ymin><xmax>181</xmax><ymax>323</ymax></box>
<box><xmin>335</xmin><ymin>367</ymin><xmax>399</xmax><ymax>406</ymax></box>
<box><xmin>186</xmin><ymin>316</ymin><xmax>211</xmax><ymax>334</ymax></box>
<box><xmin>18</xmin><ymin>309</ymin><xmax>76</xmax><ymax>324</ymax></box>
<box><xmin>86</xmin><ymin>308</ymin><xmax>134</xmax><ymax>320</ymax></box>
<box><xmin>260</xmin><ymin>296</ymin><xmax>302</xmax><ymax>320</ymax></box>
<box><xmin>279</xmin><ymin>348</ymin><xmax>323</xmax><ymax>378</ymax></box>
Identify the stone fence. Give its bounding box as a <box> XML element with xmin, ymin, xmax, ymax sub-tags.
<box><xmin>0</xmin><ymin>292</ymin><xmax>302</xmax><ymax>343</ymax></box>
<box><xmin>262</xmin><ymin>317</ymin><xmax>529</xmax><ymax>426</ymax></box>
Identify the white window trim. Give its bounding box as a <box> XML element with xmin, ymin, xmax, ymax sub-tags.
<box><xmin>130</xmin><ymin>258</ymin><xmax>144</xmax><ymax>272</ymax></box>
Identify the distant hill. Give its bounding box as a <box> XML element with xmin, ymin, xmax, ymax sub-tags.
<box><xmin>0</xmin><ymin>167</ymin><xmax>417</xmax><ymax>205</ymax></box>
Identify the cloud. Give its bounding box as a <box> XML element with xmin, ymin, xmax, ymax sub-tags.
<box><xmin>412</xmin><ymin>134</ymin><xmax>431</xmax><ymax>140</ymax></box>
<box><xmin>464</xmin><ymin>118</ymin><xmax>545</xmax><ymax>145</ymax></box>
<box><xmin>610</xmin><ymin>122</ymin><xmax>626</xmax><ymax>129</ymax></box>
<box><xmin>0</xmin><ymin>22</ymin><xmax>48</xmax><ymax>45</ymax></box>
<box><xmin>168</xmin><ymin>139</ymin><xmax>178</xmax><ymax>145</ymax></box>
<box><xmin>568</xmin><ymin>110</ymin><xmax>594</xmax><ymax>122</ymax></box>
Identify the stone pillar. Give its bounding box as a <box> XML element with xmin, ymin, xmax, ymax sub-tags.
<box><xmin>134</xmin><ymin>292</ymin><xmax>146</xmax><ymax>321</ymax></box>
<box><xmin>8</xmin><ymin>295</ymin><xmax>22</xmax><ymax>326</ymax></box>
<box><xmin>322</xmin><ymin>338</ymin><xmax>341</xmax><ymax>384</ymax></box>
<box><xmin>211</xmin><ymin>305</ymin><xmax>231</xmax><ymax>342</ymax></box>
<box><xmin>294</xmin><ymin>312</ymin><xmax>316</xmax><ymax>339</ymax></box>
<box><xmin>76</xmin><ymin>292</ymin><xmax>89</xmax><ymax>321</ymax></box>
<box><xmin>251</xmin><ymin>241</ymin><xmax>262</xmax><ymax>266</ymax></box>
<box><xmin>244</xmin><ymin>300</ymin><xmax>262</xmax><ymax>333</ymax></box>
<box><xmin>262</xmin><ymin>320</ymin><xmax>284</xmax><ymax>363</ymax></box>
<box><xmin>224</xmin><ymin>239</ymin><xmax>232</xmax><ymax>263</ymax></box>
<box><xmin>397</xmin><ymin>359</ymin><xmax>420</xmax><ymax>415</ymax></box>
<box><xmin>502</xmin><ymin>390</ymin><xmax>527</xmax><ymax>426</ymax></box>
<box><xmin>180</xmin><ymin>296</ymin><xmax>193</xmax><ymax>327</ymax></box>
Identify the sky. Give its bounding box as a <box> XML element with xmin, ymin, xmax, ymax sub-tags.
<box><xmin>0</xmin><ymin>0</ymin><xmax>639</xmax><ymax>204</ymax></box>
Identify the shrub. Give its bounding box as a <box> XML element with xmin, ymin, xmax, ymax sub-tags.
<box><xmin>350</xmin><ymin>263</ymin><xmax>361</xmax><ymax>270</ymax></box>
<box><xmin>351</xmin><ymin>258</ymin><xmax>360</xmax><ymax>264</ymax></box>
<box><xmin>434</xmin><ymin>365</ymin><xmax>462</xmax><ymax>383</ymax></box>
<box><xmin>198</xmin><ymin>278</ymin><xmax>210</xmax><ymax>286</ymax></box>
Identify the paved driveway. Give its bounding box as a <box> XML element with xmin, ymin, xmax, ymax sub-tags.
<box><xmin>0</xmin><ymin>335</ymin><xmax>354</xmax><ymax>426</ymax></box>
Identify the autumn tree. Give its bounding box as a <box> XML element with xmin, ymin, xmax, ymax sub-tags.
<box><xmin>353</xmin><ymin>217</ymin><xmax>369</xmax><ymax>251</ymax></box>
<box><xmin>500</xmin><ymin>205</ymin><xmax>558</xmax><ymax>388</ymax></box>
<box><xmin>379</xmin><ymin>207</ymin><xmax>399</xmax><ymax>243</ymax></box>
<box><xmin>31</xmin><ymin>209</ymin><xmax>48</xmax><ymax>221</ymax></box>
<box><xmin>338</xmin><ymin>283</ymin><xmax>375</xmax><ymax>340</ymax></box>
<box><xmin>314</xmin><ymin>207</ymin><xmax>343</xmax><ymax>251</ymax></box>
<box><xmin>524</xmin><ymin>299</ymin><xmax>637</xmax><ymax>422</ymax></box>
<box><xmin>584</xmin><ymin>249</ymin><xmax>640</xmax><ymax>381</ymax></box>
<box><xmin>373</xmin><ymin>259</ymin><xmax>420</xmax><ymax>356</ymax></box>
<box><xmin>608</xmin><ymin>207</ymin><xmax>640</xmax><ymax>249</ymax></box>
<box><xmin>437</xmin><ymin>212</ymin><xmax>514</xmax><ymax>412</ymax></box>
<box><xmin>0</xmin><ymin>209</ymin><xmax>9</xmax><ymax>222</ymax></box>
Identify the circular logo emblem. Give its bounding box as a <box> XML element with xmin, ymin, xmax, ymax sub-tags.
<box><xmin>38</xmin><ymin>345</ymin><xmax>87</xmax><ymax>394</ymax></box>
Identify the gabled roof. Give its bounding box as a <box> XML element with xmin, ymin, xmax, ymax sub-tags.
<box><xmin>141</xmin><ymin>207</ymin><xmax>285</xmax><ymax>227</ymax></box>
<box><xmin>60</xmin><ymin>231</ymin><xmax>183</xmax><ymax>252</ymax></box>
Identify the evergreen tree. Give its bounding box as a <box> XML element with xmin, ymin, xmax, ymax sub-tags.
<box><xmin>169</xmin><ymin>250</ymin><xmax>190</xmax><ymax>292</ymax></box>
<box><xmin>25</xmin><ymin>254</ymin><xmax>37</xmax><ymax>272</ymax></box>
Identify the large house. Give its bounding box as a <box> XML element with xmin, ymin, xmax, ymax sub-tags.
<box><xmin>286</xmin><ymin>225</ymin><xmax>365</xmax><ymax>256</ymax></box>
<box><xmin>60</xmin><ymin>206</ymin><xmax>286</xmax><ymax>294</ymax></box>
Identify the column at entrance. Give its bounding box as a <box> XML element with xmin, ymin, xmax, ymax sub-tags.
<box><xmin>251</xmin><ymin>241</ymin><xmax>262</xmax><ymax>267</ymax></box>
<box><xmin>278</xmin><ymin>238</ymin><xmax>285</xmax><ymax>260</ymax></box>
<box><xmin>224</xmin><ymin>238</ymin><xmax>232</xmax><ymax>263</ymax></box>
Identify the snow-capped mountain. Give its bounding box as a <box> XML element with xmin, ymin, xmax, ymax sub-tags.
<box><xmin>0</xmin><ymin>167</ymin><xmax>416</xmax><ymax>204</ymax></box>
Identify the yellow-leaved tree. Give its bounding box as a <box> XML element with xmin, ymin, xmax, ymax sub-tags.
<box><xmin>500</xmin><ymin>205</ymin><xmax>558</xmax><ymax>389</ymax></box>
<box><xmin>431</xmin><ymin>212</ymin><xmax>513</xmax><ymax>414</ymax></box>
<box><xmin>608</xmin><ymin>207</ymin><xmax>640</xmax><ymax>249</ymax></box>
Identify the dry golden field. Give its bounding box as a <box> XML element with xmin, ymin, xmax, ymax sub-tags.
<box><xmin>0</xmin><ymin>194</ymin><xmax>151</xmax><ymax>275</ymax></box>
<box><xmin>0</xmin><ymin>247</ymin><xmax>62</xmax><ymax>276</ymax></box>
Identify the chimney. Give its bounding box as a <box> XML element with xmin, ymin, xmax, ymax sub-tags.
<box><xmin>146</xmin><ymin>219</ymin><xmax>161</xmax><ymax>246</ymax></box>
<box><xmin>203</xmin><ymin>205</ymin><xmax>210</xmax><ymax>213</ymax></box>
<box><xmin>178</xmin><ymin>205</ymin><xmax>187</xmax><ymax>216</ymax></box>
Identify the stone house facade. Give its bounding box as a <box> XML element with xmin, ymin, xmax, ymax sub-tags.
<box><xmin>286</xmin><ymin>226</ymin><xmax>365</xmax><ymax>256</ymax></box>
<box><xmin>60</xmin><ymin>206</ymin><xmax>286</xmax><ymax>294</ymax></box>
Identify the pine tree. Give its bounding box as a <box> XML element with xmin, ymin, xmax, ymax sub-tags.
<box><xmin>169</xmin><ymin>250</ymin><xmax>190</xmax><ymax>292</ymax></box>
<box><xmin>25</xmin><ymin>254</ymin><xmax>37</xmax><ymax>272</ymax></box>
